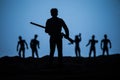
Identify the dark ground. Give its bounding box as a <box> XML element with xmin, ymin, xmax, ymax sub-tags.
<box><xmin>0</xmin><ymin>54</ymin><xmax>120</xmax><ymax>80</ymax></box>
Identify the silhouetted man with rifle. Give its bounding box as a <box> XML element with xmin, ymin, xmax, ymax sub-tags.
<box><xmin>45</xmin><ymin>8</ymin><xmax>71</xmax><ymax>64</ymax></box>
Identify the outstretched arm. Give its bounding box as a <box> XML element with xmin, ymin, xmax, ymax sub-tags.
<box><xmin>96</xmin><ymin>40</ymin><xmax>98</xmax><ymax>43</ymax></box>
<box><xmin>86</xmin><ymin>40</ymin><xmax>90</xmax><ymax>47</ymax></box>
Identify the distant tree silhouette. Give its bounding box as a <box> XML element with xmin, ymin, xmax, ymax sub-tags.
<box><xmin>30</xmin><ymin>34</ymin><xmax>40</xmax><ymax>58</ymax></box>
<box><xmin>100</xmin><ymin>34</ymin><xmax>112</xmax><ymax>56</ymax></box>
<box><xmin>73</xmin><ymin>33</ymin><xmax>82</xmax><ymax>57</ymax></box>
<box><xmin>17</xmin><ymin>36</ymin><xmax>28</xmax><ymax>58</ymax></box>
<box><xmin>45</xmin><ymin>8</ymin><xmax>70</xmax><ymax>64</ymax></box>
<box><xmin>86</xmin><ymin>35</ymin><xmax>98</xmax><ymax>58</ymax></box>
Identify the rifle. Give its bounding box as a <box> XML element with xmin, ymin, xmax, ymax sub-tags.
<box><xmin>30</xmin><ymin>22</ymin><xmax>73</xmax><ymax>44</ymax></box>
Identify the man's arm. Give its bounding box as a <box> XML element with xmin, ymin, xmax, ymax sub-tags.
<box><xmin>100</xmin><ymin>40</ymin><xmax>103</xmax><ymax>49</ymax></box>
<box><xmin>17</xmin><ymin>42</ymin><xmax>19</xmax><ymax>51</ymax></box>
<box><xmin>86</xmin><ymin>40</ymin><xmax>90</xmax><ymax>47</ymax></box>
<box><xmin>30</xmin><ymin>40</ymin><xmax>32</xmax><ymax>48</ymax></box>
<box><xmin>62</xmin><ymin>20</ymin><xmax>69</xmax><ymax>37</ymax></box>
<box><xmin>25</xmin><ymin>40</ymin><xmax>28</xmax><ymax>49</ymax></box>
<box><xmin>109</xmin><ymin>40</ymin><xmax>112</xmax><ymax>48</ymax></box>
<box><xmin>45</xmin><ymin>19</ymin><xmax>51</xmax><ymax>35</ymax></box>
<box><xmin>79</xmin><ymin>33</ymin><xmax>82</xmax><ymax>41</ymax></box>
<box><xmin>38</xmin><ymin>41</ymin><xmax>40</xmax><ymax>49</ymax></box>
<box><xmin>96</xmin><ymin>40</ymin><xmax>98</xmax><ymax>43</ymax></box>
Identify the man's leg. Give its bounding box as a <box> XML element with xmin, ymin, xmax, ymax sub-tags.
<box><xmin>57</xmin><ymin>38</ymin><xmax>63</xmax><ymax>64</ymax></box>
<box><xmin>106</xmin><ymin>48</ymin><xmax>109</xmax><ymax>56</ymax></box>
<box><xmin>103</xmin><ymin>48</ymin><xmax>105</xmax><ymax>56</ymax></box>
<box><xmin>35</xmin><ymin>49</ymin><xmax>39</xmax><ymax>58</ymax></box>
<box><xmin>94</xmin><ymin>48</ymin><xmax>96</xmax><ymax>58</ymax></box>
<box><xmin>75</xmin><ymin>47</ymin><xmax>77</xmax><ymax>57</ymax></box>
<box><xmin>23</xmin><ymin>49</ymin><xmax>25</xmax><ymax>58</ymax></box>
<box><xmin>89</xmin><ymin>48</ymin><xmax>92</xmax><ymax>58</ymax></box>
<box><xmin>18</xmin><ymin>49</ymin><xmax>21</xmax><ymax>58</ymax></box>
<box><xmin>32</xmin><ymin>49</ymin><xmax>34</xmax><ymax>58</ymax></box>
<box><xmin>49</xmin><ymin>37</ymin><xmax>56</xmax><ymax>64</ymax></box>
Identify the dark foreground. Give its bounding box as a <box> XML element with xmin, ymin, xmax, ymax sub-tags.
<box><xmin>0</xmin><ymin>54</ymin><xmax>120</xmax><ymax>80</ymax></box>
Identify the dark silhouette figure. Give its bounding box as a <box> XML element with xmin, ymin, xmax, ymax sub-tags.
<box><xmin>17</xmin><ymin>36</ymin><xmax>28</xmax><ymax>58</ymax></box>
<box><xmin>45</xmin><ymin>8</ymin><xmax>70</xmax><ymax>64</ymax></box>
<box><xmin>86</xmin><ymin>35</ymin><xmax>98</xmax><ymax>58</ymax></box>
<box><xmin>100</xmin><ymin>34</ymin><xmax>112</xmax><ymax>56</ymax></box>
<box><xmin>73</xmin><ymin>33</ymin><xmax>82</xmax><ymax>57</ymax></box>
<box><xmin>30</xmin><ymin>34</ymin><xmax>40</xmax><ymax>58</ymax></box>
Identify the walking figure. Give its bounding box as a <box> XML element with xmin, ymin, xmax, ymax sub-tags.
<box><xmin>45</xmin><ymin>8</ymin><xmax>70</xmax><ymax>64</ymax></box>
<box><xmin>73</xmin><ymin>33</ymin><xmax>82</xmax><ymax>57</ymax></box>
<box><xmin>17</xmin><ymin>36</ymin><xmax>28</xmax><ymax>58</ymax></box>
<box><xmin>86</xmin><ymin>35</ymin><xmax>98</xmax><ymax>58</ymax></box>
<box><xmin>100</xmin><ymin>34</ymin><xmax>112</xmax><ymax>56</ymax></box>
<box><xmin>30</xmin><ymin>34</ymin><xmax>40</xmax><ymax>58</ymax></box>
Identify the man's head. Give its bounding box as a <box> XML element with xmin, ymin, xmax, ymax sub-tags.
<box><xmin>50</xmin><ymin>8</ymin><xmax>58</xmax><ymax>17</ymax></box>
<box><xmin>92</xmin><ymin>35</ymin><xmax>95</xmax><ymax>39</ymax></box>
<box><xmin>104</xmin><ymin>34</ymin><xmax>107</xmax><ymax>39</ymax></box>
<box><xmin>34</xmin><ymin>34</ymin><xmax>38</xmax><ymax>39</ymax></box>
<box><xmin>75</xmin><ymin>35</ymin><xmax>78</xmax><ymax>39</ymax></box>
<box><xmin>19</xmin><ymin>36</ymin><xmax>22</xmax><ymax>40</ymax></box>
